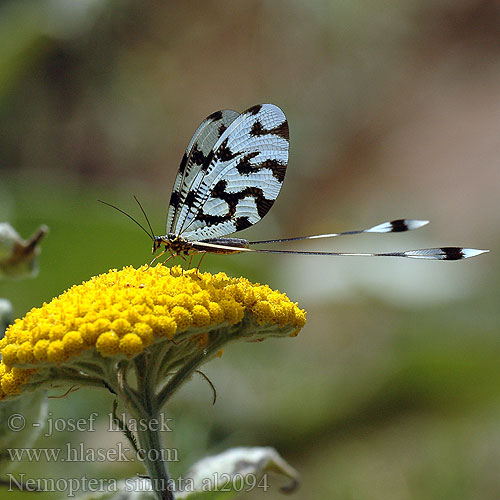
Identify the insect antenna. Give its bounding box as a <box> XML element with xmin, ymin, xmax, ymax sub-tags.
<box><xmin>98</xmin><ymin>199</ymin><xmax>154</xmax><ymax>240</ymax></box>
<box><xmin>133</xmin><ymin>195</ymin><xmax>156</xmax><ymax>239</ymax></box>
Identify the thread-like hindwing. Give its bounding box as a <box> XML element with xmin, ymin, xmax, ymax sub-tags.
<box><xmin>166</xmin><ymin>104</ymin><xmax>289</xmax><ymax>241</ymax></box>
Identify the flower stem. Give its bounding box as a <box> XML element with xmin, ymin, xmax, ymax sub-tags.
<box><xmin>130</xmin><ymin>355</ymin><xmax>175</xmax><ymax>500</ymax></box>
<box><xmin>134</xmin><ymin>411</ymin><xmax>174</xmax><ymax>500</ymax></box>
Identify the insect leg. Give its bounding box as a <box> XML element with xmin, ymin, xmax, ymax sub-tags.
<box><xmin>160</xmin><ymin>254</ymin><xmax>175</xmax><ymax>266</ymax></box>
<box><xmin>150</xmin><ymin>249</ymin><xmax>167</xmax><ymax>266</ymax></box>
<box><xmin>195</xmin><ymin>252</ymin><xmax>207</xmax><ymax>274</ymax></box>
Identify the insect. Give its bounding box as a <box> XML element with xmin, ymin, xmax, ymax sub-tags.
<box><xmin>101</xmin><ymin>103</ymin><xmax>487</xmax><ymax>263</ymax></box>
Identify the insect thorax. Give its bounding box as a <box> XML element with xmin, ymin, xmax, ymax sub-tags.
<box><xmin>154</xmin><ymin>234</ymin><xmax>192</xmax><ymax>255</ymax></box>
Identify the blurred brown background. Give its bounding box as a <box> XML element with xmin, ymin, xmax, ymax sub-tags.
<box><xmin>1</xmin><ymin>1</ymin><xmax>499</xmax><ymax>498</ymax></box>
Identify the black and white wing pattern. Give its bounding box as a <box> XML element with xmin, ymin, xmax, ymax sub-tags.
<box><xmin>166</xmin><ymin>104</ymin><xmax>289</xmax><ymax>241</ymax></box>
<box><xmin>166</xmin><ymin>109</ymin><xmax>241</xmax><ymax>232</ymax></box>
<box><xmin>100</xmin><ymin>103</ymin><xmax>487</xmax><ymax>263</ymax></box>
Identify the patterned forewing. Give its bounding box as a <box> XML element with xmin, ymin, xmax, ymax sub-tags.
<box><xmin>166</xmin><ymin>109</ymin><xmax>240</xmax><ymax>232</ymax></box>
<box><xmin>175</xmin><ymin>104</ymin><xmax>289</xmax><ymax>241</ymax></box>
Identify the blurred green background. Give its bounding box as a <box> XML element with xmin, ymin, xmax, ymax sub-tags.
<box><xmin>1</xmin><ymin>0</ymin><xmax>499</xmax><ymax>498</ymax></box>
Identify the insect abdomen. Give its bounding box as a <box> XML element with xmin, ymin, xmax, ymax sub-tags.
<box><xmin>197</xmin><ymin>238</ymin><xmax>249</xmax><ymax>254</ymax></box>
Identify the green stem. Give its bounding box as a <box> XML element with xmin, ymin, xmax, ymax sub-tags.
<box><xmin>130</xmin><ymin>355</ymin><xmax>175</xmax><ymax>500</ymax></box>
<box><xmin>134</xmin><ymin>411</ymin><xmax>174</xmax><ymax>500</ymax></box>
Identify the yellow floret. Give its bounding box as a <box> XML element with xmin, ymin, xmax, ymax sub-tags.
<box><xmin>134</xmin><ymin>323</ymin><xmax>154</xmax><ymax>345</ymax></box>
<box><xmin>1</xmin><ymin>371</ymin><xmax>19</xmax><ymax>395</ymax></box>
<box><xmin>46</xmin><ymin>340</ymin><xmax>67</xmax><ymax>364</ymax></box>
<box><xmin>1</xmin><ymin>344</ymin><xmax>19</xmax><ymax>365</ymax></box>
<box><xmin>156</xmin><ymin>316</ymin><xmax>177</xmax><ymax>339</ymax></box>
<box><xmin>12</xmin><ymin>366</ymin><xmax>33</xmax><ymax>385</ymax></box>
<box><xmin>62</xmin><ymin>331</ymin><xmax>84</xmax><ymax>356</ymax></box>
<box><xmin>192</xmin><ymin>305</ymin><xmax>211</xmax><ymax>327</ymax></box>
<box><xmin>208</xmin><ymin>302</ymin><xmax>224</xmax><ymax>323</ymax></box>
<box><xmin>79</xmin><ymin>322</ymin><xmax>99</xmax><ymax>345</ymax></box>
<box><xmin>93</xmin><ymin>318</ymin><xmax>112</xmax><ymax>335</ymax></box>
<box><xmin>49</xmin><ymin>324</ymin><xmax>67</xmax><ymax>341</ymax></box>
<box><xmin>252</xmin><ymin>301</ymin><xmax>274</xmax><ymax>325</ymax></box>
<box><xmin>16</xmin><ymin>341</ymin><xmax>34</xmax><ymax>364</ymax></box>
<box><xmin>172</xmin><ymin>293</ymin><xmax>194</xmax><ymax>311</ymax></box>
<box><xmin>170</xmin><ymin>306</ymin><xmax>192</xmax><ymax>331</ymax></box>
<box><xmin>219</xmin><ymin>299</ymin><xmax>244</xmax><ymax>325</ymax></box>
<box><xmin>96</xmin><ymin>332</ymin><xmax>120</xmax><ymax>357</ymax></box>
<box><xmin>33</xmin><ymin>339</ymin><xmax>50</xmax><ymax>361</ymax></box>
<box><xmin>119</xmin><ymin>334</ymin><xmax>143</xmax><ymax>358</ymax></box>
<box><xmin>293</xmin><ymin>308</ymin><xmax>307</xmax><ymax>329</ymax></box>
<box><xmin>192</xmin><ymin>291</ymin><xmax>210</xmax><ymax>308</ymax></box>
<box><xmin>110</xmin><ymin>318</ymin><xmax>132</xmax><ymax>336</ymax></box>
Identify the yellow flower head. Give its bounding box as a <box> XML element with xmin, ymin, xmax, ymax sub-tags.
<box><xmin>0</xmin><ymin>265</ymin><xmax>306</xmax><ymax>400</ymax></box>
